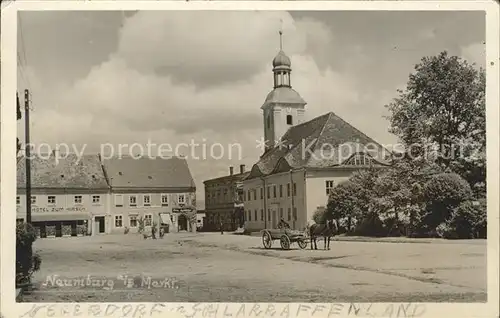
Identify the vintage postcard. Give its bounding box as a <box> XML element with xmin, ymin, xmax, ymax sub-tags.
<box><xmin>1</xmin><ymin>1</ymin><xmax>498</xmax><ymax>318</ymax></box>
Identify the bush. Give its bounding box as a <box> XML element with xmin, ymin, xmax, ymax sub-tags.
<box><xmin>423</xmin><ymin>173</ymin><xmax>473</xmax><ymax>228</ymax></box>
<box><xmin>448</xmin><ymin>200</ymin><xmax>487</xmax><ymax>239</ymax></box>
<box><xmin>353</xmin><ymin>213</ymin><xmax>385</xmax><ymax>237</ymax></box>
<box><xmin>16</xmin><ymin>223</ymin><xmax>41</xmax><ymax>286</ymax></box>
<box><xmin>312</xmin><ymin>208</ymin><xmax>326</xmax><ymax>224</ymax></box>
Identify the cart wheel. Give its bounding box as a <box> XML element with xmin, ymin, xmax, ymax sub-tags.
<box><xmin>280</xmin><ymin>235</ymin><xmax>291</xmax><ymax>250</ymax></box>
<box><xmin>297</xmin><ymin>238</ymin><xmax>307</xmax><ymax>249</ymax></box>
<box><xmin>262</xmin><ymin>231</ymin><xmax>272</xmax><ymax>249</ymax></box>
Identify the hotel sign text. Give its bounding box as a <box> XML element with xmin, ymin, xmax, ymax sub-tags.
<box><xmin>17</xmin><ymin>206</ymin><xmax>87</xmax><ymax>213</ymax></box>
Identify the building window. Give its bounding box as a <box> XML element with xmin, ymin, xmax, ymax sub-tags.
<box><xmin>293</xmin><ymin>207</ymin><xmax>297</xmax><ymax>221</ymax></box>
<box><xmin>31</xmin><ymin>196</ymin><xmax>37</xmax><ymax>205</ymax></box>
<box><xmin>261</xmin><ymin>209</ymin><xmax>264</xmax><ymax>221</ymax></box>
<box><xmin>16</xmin><ymin>196</ymin><xmax>20</xmax><ymax>205</ymax></box>
<box><xmin>273</xmin><ymin>185</ymin><xmax>277</xmax><ymax>198</ymax></box>
<box><xmin>287</xmin><ymin>183</ymin><xmax>291</xmax><ymax>197</ymax></box>
<box><xmin>267</xmin><ymin>186</ymin><xmax>270</xmax><ymax>199</ymax></box>
<box><xmin>279</xmin><ymin>185</ymin><xmax>283</xmax><ymax>197</ymax></box>
<box><xmin>260</xmin><ymin>188</ymin><xmax>264</xmax><ymax>199</ymax></box>
<box><xmin>254</xmin><ymin>210</ymin><xmax>258</xmax><ymax>221</ymax></box>
<box><xmin>253</xmin><ymin>190</ymin><xmax>257</xmax><ymax>200</ymax></box>
<box><xmin>287</xmin><ymin>207</ymin><xmax>291</xmax><ymax>221</ymax></box>
<box><xmin>129</xmin><ymin>216</ymin><xmax>138</xmax><ymax>228</ymax></box>
<box><xmin>74</xmin><ymin>195</ymin><xmax>82</xmax><ymax>204</ymax></box>
<box><xmin>248</xmin><ymin>210</ymin><xmax>251</xmax><ymax>221</ymax></box>
<box><xmin>48</xmin><ymin>196</ymin><xmax>56</xmax><ymax>205</ymax></box>
<box><xmin>16</xmin><ymin>218</ymin><xmax>24</xmax><ymax>224</ymax></box>
<box><xmin>293</xmin><ymin>183</ymin><xmax>297</xmax><ymax>196</ymax></box>
<box><xmin>286</xmin><ymin>115</ymin><xmax>293</xmax><ymax>125</ymax></box>
<box><xmin>92</xmin><ymin>195</ymin><xmax>101</xmax><ymax>204</ymax></box>
<box><xmin>326</xmin><ymin>180</ymin><xmax>335</xmax><ymax>195</ymax></box>
<box><xmin>279</xmin><ymin>208</ymin><xmax>283</xmax><ymax>219</ymax></box>
<box><xmin>115</xmin><ymin>215</ymin><xmax>123</xmax><ymax>228</ymax></box>
<box><xmin>161</xmin><ymin>194</ymin><xmax>169</xmax><ymax>206</ymax></box>
<box><xmin>248</xmin><ymin>190</ymin><xmax>251</xmax><ymax>201</ymax></box>
<box><xmin>143</xmin><ymin>195</ymin><xmax>151</xmax><ymax>206</ymax></box>
<box><xmin>267</xmin><ymin>209</ymin><xmax>271</xmax><ymax>221</ymax></box>
<box><xmin>346</xmin><ymin>154</ymin><xmax>372</xmax><ymax>166</ymax></box>
<box><xmin>144</xmin><ymin>214</ymin><xmax>152</xmax><ymax>226</ymax></box>
<box><xmin>114</xmin><ymin>194</ymin><xmax>123</xmax><ymax>207</ymax></box>
<box><xmin>129</xmin><ymin>195</ymin><xmax>137</xmax><ymax>207</ymax></box>
<box><xmin>178</xmin><ymin>194</ymin><xmax>185</xmax><ymax>204</ymax></box>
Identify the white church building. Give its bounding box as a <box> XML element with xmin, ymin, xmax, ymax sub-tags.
<box><xmin>242</xmin><ymin>35</ymin><xmax>391</xmax><ymax>232</ymax></box>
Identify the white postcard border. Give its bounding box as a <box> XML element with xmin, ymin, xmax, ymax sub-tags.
<box><xmin>1</xmin><ymin>1</ymin><xmax>498</xmax><ymax>318</ymax></box>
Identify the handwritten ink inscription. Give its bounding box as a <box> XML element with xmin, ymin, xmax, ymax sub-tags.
<box><xmin>20</xmin><ymin>303</ymin><xmax>165</xmax><ymax>318</ymax></box>
<box><xmin>19</xmin><ymin>303</ymin><xmax>426</xmax><ymax>318</ymax></box>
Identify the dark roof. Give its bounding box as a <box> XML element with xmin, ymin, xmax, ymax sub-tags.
<box><xmin>204</xmin><ymin>171</ymin><xmax>250</xmax><ymax>184</ymax></box>
<box><xmin>17</xmin><ymin>154</ymin><xmax>108</xmax><ymax>189</ymax></box>
<box><xmin>247</xmin><ymin>112</ymin><xmax>390</xmax><ymax>179</ymax></box>
<box><xmin>103</xmin><ymin>156</ymin><xmax>195</xmax><ymax>189</ymax></box>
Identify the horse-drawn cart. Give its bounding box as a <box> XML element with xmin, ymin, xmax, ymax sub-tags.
<box><xmin>261</xmin><ymin>228</ymin><xmax>308</xmax><ymax>250</ymax></box>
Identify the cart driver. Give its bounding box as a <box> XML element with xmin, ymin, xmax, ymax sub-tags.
<box><xmin>280</xmin><ymin>218</ymin><xmax>290</xmax><ymax>229</ymax></box>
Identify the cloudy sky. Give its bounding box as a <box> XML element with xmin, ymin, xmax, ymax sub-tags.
<box><xmin>17</xmin><ymin>10</ymin><xmax>485</xmax><ymax>209</ymax></box>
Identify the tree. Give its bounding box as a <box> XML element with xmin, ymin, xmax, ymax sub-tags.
<box><xmin>326</xmin><ymin>180</ymin><xmax>363</xmax><ymax>232</ymax></box>
<box><xmin>386</xmin><ymin>51</ymin><xmax>486</xmax><ymax>196</ymax></box>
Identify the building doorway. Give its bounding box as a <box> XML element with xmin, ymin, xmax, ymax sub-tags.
<box><xmin>94</xmin><ymin>216</ymin><xmax>106</xmax><ymax>234</ymax></box>
<box><xmin>178</xmin><ymin>214</ymin><xmax>188</xmax><ymax>231</ymax></box>
<box><xmin>272</xmin><ymin>208</ymin><xmax>277</xmax><ymax>228</ymax></box>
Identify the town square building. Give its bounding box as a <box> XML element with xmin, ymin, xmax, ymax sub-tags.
<box><xmin>242</xmin><ymin>42</ymin><xmax>391</xmax><ymax>232</ymax></box>
<box><xmin>203</xmin><ymin>165</ymin><xmax>248</xmax><ymax>231</ymax></box>
<box><xmin>103</xmin><ymin>156</ymin><xmax>197</xmax><ymax>234</ymax></box>
<box><xmin>16</xmin><ymin>153</ymin><xmax>109</xmax><ymax>237</ymax></box>
<box><xmin>17</xmin><ymin>154</ymin><xmax>197</xmax><ymax>237</ymax></box>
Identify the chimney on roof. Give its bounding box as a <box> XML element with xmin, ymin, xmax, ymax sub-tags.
<box><xmin>240</xmin><ymin>164</ymin><xmax>245</xmax><ymax>174</ymax></box>
<box><xmin>229</xmin><ymin>166</ymin><xmax>234</xmax><ymax>176</ymax></box>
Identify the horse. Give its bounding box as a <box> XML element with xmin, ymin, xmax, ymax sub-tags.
<box><xmin>309</xmin><ymin>219</ymin><xmax>338</xmax><ymax>250</ymax></box>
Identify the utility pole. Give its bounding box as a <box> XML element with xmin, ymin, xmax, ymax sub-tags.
<box><xmin>24</xmin><ymin>89</ymin><xmax>32</xmax><ymax>224</ymax></box>
<box><xmin>290</xmin><ymin>170</ymin><xmax>294</xmax><ymax>228</ymax></box>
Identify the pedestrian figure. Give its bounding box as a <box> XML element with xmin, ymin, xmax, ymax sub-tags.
<box><xmin>152</xmin><ymin>224</ymin><xmax>157</xmax><ymax>239</ymax></box>
<box><xmin>220</xmin><ymin>221</ymin><xmax>224</xmax><ymax>235</ymax></box>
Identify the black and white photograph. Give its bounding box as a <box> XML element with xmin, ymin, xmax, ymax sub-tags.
<box><xmin>1</xmin><ymin>1</ymin><xmax>499</xmax><ymax>317</ymax></box>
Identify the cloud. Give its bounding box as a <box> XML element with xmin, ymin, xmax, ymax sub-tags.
<box><xmin>460</xmin><ymin>42</ymin><xmax>486</xmax><ymax>68</ymax></box>
<box><xmin>20</xmin><ymin>11</ymin><xmax>368</xmax><ymax>206</ymax></box>
<box><xmin>20</xmin><ymin>11</ymin><xmax>484</xmax><ymax>209</ymax></box>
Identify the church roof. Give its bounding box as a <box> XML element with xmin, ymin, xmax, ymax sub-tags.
<box><xmin>263</xmin><ymin>87</ymin><xmax>306</xmax><ymax>107</ymax></box>
<box><xmin>247</xmin><ymin>112</ymin><xmax>391</xmax><ymax>179</ymax></box>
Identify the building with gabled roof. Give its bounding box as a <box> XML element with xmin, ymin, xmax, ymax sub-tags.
<box><xmin>16</xmin><ymin>153</ymin><xmax>109</xmax><ymax>237</ymax></box>
<box><xmin>16</xmin><ymin>153</ymin><xmax>197</xmax><ymax>237</ymax></box>
<box><xmin>102</xmin><ymin>155</ymin><xmax>197</xmax><ymax>234</ymax></box>
<box><xmin>242</xmin><ymin>35</ymin><xmax>391</xmax><ymax>232</ymax></box>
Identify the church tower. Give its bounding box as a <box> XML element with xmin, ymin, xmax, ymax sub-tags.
<box><xmin>261</xmin><ymin>30</ymin><xmax>307</xmax><ymax>153</ymax></box>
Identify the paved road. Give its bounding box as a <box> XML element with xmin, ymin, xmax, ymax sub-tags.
<box><xmin>23</xmin><ymin>232</ymin><xmax>487</xmax><ymax>302</ymax></box>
